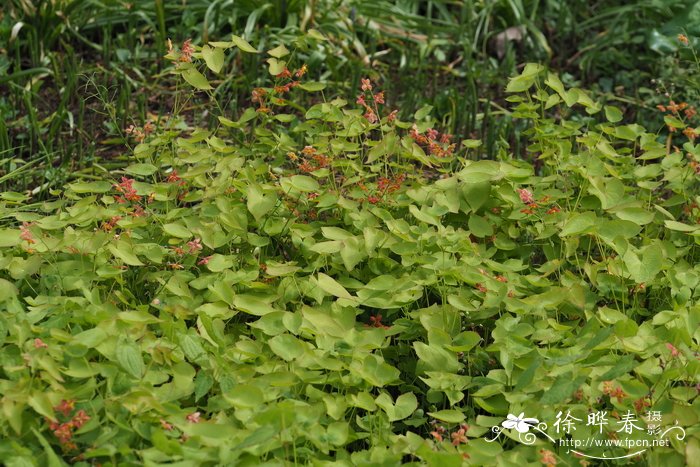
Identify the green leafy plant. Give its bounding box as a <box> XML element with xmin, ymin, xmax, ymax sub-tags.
<box><xmin>0</xmin><ymin>32</ymin><xmax>698</xmax><ymax>466</ymax></box>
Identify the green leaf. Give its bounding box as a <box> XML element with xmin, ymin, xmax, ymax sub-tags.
<box><xmin>280</xmin><ymin>175</ymin><xmax>319</xmax><ymax>193</ymax></box>
<box><xmin>427</xmin><ymin>410</ymin><xmax>465</xmax><ymax>423</ymax></box>
<box><xmin>468</xmin><ymin>215</ymin><xmax>493</xmax><ymax>238</ymax></box>
<box><xmin>664</xmin><ymin>115</ymin><xmax>686</xmax><ymax>129</ymax></box>
<box><xmin>116</xmin><ymin>340</ymin><xmax>145</xmax><ymax>378</ymax></box>
<box><xmin>0</xmin><ymin>229</ymin><xmax>20</xmax><ymax>247</ymax></box>
<box><xmin>268</xmin><ymin>334</ymin><xmax>305</xmax><ymax>361</ymax></box>
<box><xmin>613</xmin><ymin>207</ymin><xmax>654</xmax><ymax>225</ymax></box>
<box><xmin>414</xmin><ymin>105</ymin><xmax>433</xmax><ymax>120</ymax></box>
<box><xmin>267</xmin><ymin>58</ymin><xmax>287</xmax><ymax>76</ymax></box>
<box><xmin>317</xmin><ymin>272</ymin><xmax>353</xmax><ymax>299</ymax></box>
<box><xmin>233</xmin><ymin>294</ymin><xmax>277</xmax><ymax>316</ymax></box>
<box><xmin>67</xmin><ymin>181</ymin><xmax>113</xmax><ymax>193</ymax></box>
<box><xmin>298</xmin><ymin>82</ymin><xmax>326</xmax><ymax>92</ymax></box>
<box><xmin>181</xmin><ymin>67</ymin><xmax>212</xmax><ymax>90</ymax></box>
<box><xmin>665</xmin><ymin>220</ymin><xmax>699</xmax><ymax>232</ymax></box>
<box><xmin>540</xmin><ymin>373</ymin><xmax>586</xmax><ymax>404</ymax></box>
<box><xmin>231</xmin><ymin>34</ymin><xmax>259</xmax><ymax>53</ymax></box>
<box><xmin>599</xmin><ymin>355</ymin><xmax>639</xmax><ymax>380</ymax></box>
<box><xmin>413</xmin><ymin>342</ymin><xmax>461</xmax><ymax>373</ymax></box>
<box><xmin>202</xmin><ymin>45</ymin><xmax>225</xmax><ymax>73</ymax></box>
<box><xmin>604</xmin><ymin>105</ymin><xmax>623</xmax><ymax>123</ymax></box>
<box><xmin>124</xmin><ymin>163</ymin><xmax>157</xmax><ymax>176</ymax></box>
<box><xmin>506</xmin><ymin>63</ymin><xmax>544</xmax><ymax>93</ymax></box>
<box><xmin>108</xmin><ymin>243</ymin><xmax>144</xmax><ymax>266</ymax></box>
<box><xmin>163</xmin><ymin>222</ymin><xmax>192</xmax><ymax>239</ymax></box>
<box><xmin>267</xmin><ymin>44</ymin><xmax>290</xmax><ymax>58</ymax></box>
<box><xmin>375</xmin><ymin>392</ymin><xmax>417</xmax><ymax>421</ymax></box>
<box><xmin>246</xmin><ymin>185</ymin><xmax>276</xmax><ymax>221</ymax></box>
<box><xmin>560</xmin><ymin>212</ymin><xmax>596</xmax><ymax>236</ymax></box>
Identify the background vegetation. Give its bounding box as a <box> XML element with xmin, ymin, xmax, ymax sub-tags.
<box><xmin>0</xmin><ymin>1</ymin><xmax>699</xmax><ymax>466</ymax></box>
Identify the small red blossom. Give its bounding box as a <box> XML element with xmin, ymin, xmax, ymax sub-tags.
<box><xmin>55</xmin><ymin>400</ymin><xmax>75</xmax><ymax>418</ymax></box>
<box><xmin>539</xmin><ymin>448</ymin><xmax>557</xmax><ymax>467</ymax></box>
<box><xmin>474</xmin><ymin>283</ymin><xmax>487</xmax><ymax>293</ymax></box>
<box><xmin>276</xmin><ymin>67</ymin><xmax>292</xmax><ymax>79</ymax></box>
<box><xmin>186</xmin><ymin>412</ymin><xmax>201</xmax><ymax>423</ymax></box>
<box><xmin>166</xmin><ymin>170</ymin><xmax>182</xmax><ymax>184</ymax></box>
<box><xmin>20</xmin><ymin>222</ymin><xmax>36</xmax><ymax>244</ymax></box>
<box><xmin>367</xmin><ymin>195</ymin><xmax>380</xmax><ymax>204</ymax></box>
<box><xmin>368</xmin><ymin>314</ymin><xmax>390</xmax><ymax>329</ymax></box>
<box><xmin>373</xmin><ymin>91</ymin><xmax>385</xmax><ymax>104</ymax></box>
<box><xmin>197</xmin><ymin>255</ymin><xmax>212</xmax><ymax>266</ymax></box>
<box><xmin>387</xmin><ymin>110</ymin><xmax>398</xmax><ymax>122</ymax></box>
<box><xmin>187</xmin><ymin>238</ymin><xmax>203</xmax><ymax>254</ymax></box>
<box><xmin>633</xmin><ymin>398</ymin><xmax>651</xmax><ymax>412</ymax></box>
<box><xmin>53</xmin><ymin>422</ymin><xmax>74</xmax><ymax>444</ymax></box>
<box><xmin>451</xmin><ymin>424</ymin><xmax>469</xmax><ymax>446</ymax></box>
<box><xmin>160</xmin><ymin>419</ymin><xmax>174</xmax><ymax>431</ymax></box>
<box><xmin>251</xmin><ymin>88</ymin><xmax>266</xmax><ymax>104</ymax></box>
<box><xmin>361</xmin><ymin>78</ymin><xmax>373</xmax><ymax>91</ymax></box>
<box><xmin>666</xmin><ymin>342</ymin><xmax>680</xmax><ymax>357</ymax></box>
<box><xmin>518</xmin><ymin>188</ymin><xmax>534</xmax><ymax>204</ymax></box>
<box><xmin>180</xmin><ymin>39</ymin><xmax>194</xmax><ymax>62</ymax></box>
<box><xmin>114</xmin><ymin>177</ymin><xmax>141</xmax><ymax>202</ymax></box>
<box><xmin>364</xmin><ymin>110</ymin><xmax>378</xmax><ymax>123</ymax></box>
<box><xmin>34</xmin><ymin>338</ymin><xmax>48</xmax><ymax>349</ymax></box>
<box><xmin>295</xmin><ymin>64</ymin><xmax>308</xmax><ymax>78</ymax></box>
<box><xmin>546</xmin><ymin>206</ymin><xmax>561</xmax><ymax>214</ymax></box>
<box><xmin>71</xmin><ymin>410</ymin><xmax>90</xmax><ymax>429</ymax></box>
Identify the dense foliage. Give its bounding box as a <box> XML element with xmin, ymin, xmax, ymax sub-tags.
<box><xmin>0</xmin><ymin>33</ymin><xmax>698</xmax><ymax>465</ymax></box>
<box><xmin>2</xmin><ymin>0</ymin><xmax>700</xmax><ymax>193</ymax></box>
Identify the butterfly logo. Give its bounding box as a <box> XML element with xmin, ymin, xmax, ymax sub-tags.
<box><xmin>502</xmin><ymin>413</ymin><xmax>539</xmax><ymax>433</ymax></box>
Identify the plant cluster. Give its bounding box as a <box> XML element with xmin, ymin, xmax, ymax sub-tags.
<box><xmin>0</xmin><ymin>34</ymin><xmax>698</xmax><ymax>465</ymax></box>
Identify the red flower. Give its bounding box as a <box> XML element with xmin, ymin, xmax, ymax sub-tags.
<box><xmin>34</xmin><ymin>338</ymin><xmax>48</xmax><ymax>349</ymax></box>
<box><xmin>187</xmin><ymin>238</ymin><xmax>203</xmax><ymax>254</ymax></box>
<box><xmin>160</xmin><ymin>419</ymin><xmax>174</xmax><ymax>431</ymax></box>
<box><xmin>197</xmin><ymin>255</ymin><xmax>212</xmax><ymax>266</ymax></box>
<box><xmin>114</xmin><ymin>177</ymin><xmax>141</xmax><ymax>202</ymax></box>
<box><xmin>20</xmin><ymin>222</ymin><xmax>36</xmax><ymax>244</ymax></box>
<box><xmin>451</xmin><ymin>424</ymin><xmax>469</xmax><ymax>446</ymax></box>
<box><xmin>518</xmin><ymin>188</ymin><xmax>534</xmax><ymax>204</ymax></box>
<box><xmin>186</xmin><ymin>412</ymin><xmax>201</xmax><ymax>423</ymax></box>
<box><xmin>71</xmin><ymin>410</ymin><xmax>90</xmax><ymax>429</ymax></box>
<box><xmin>361</xmin><ymin>78</ymin><xmax>373</xmax><ymax>91</ymax></box>
<box><xmin>180</xmin><ymin>39</ymin><xmax>194</xmax><ymax>62</ymax></box>
<box><xmin>55</xmin><ymin>400</ymin><xmax>75</xmax><ymax>418</ymax></box>
<box><xmin>53</xmin><ymin>422</ymin><xmax>74</xmax><ymax>444</ymax></box>
<box><xmin>666</xmin><ymin>342</ymin><xmax>680</xmax><ymax>357</ymax></box>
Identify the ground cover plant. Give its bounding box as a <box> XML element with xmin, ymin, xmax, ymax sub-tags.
<box><xmin>0</xmin><ymin>29</ymin><xmax>698</xmax><ymax>466</ymax></box>
<box><xmin>2</xmin><ymin>0</ymin><xmax>698</xmax><ymax>195</ymax></box>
